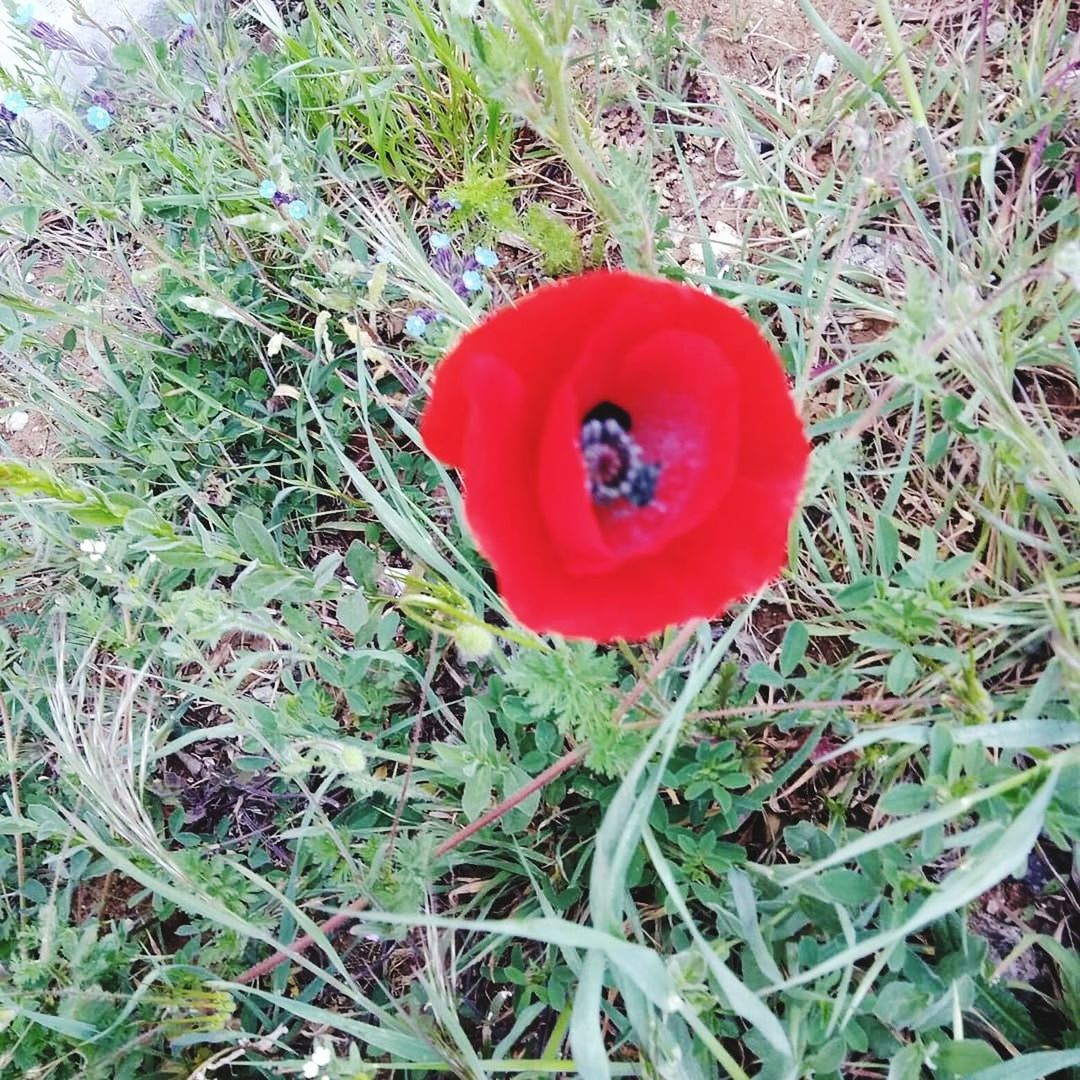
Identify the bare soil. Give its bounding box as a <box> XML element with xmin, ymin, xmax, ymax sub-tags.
<box><xmin>661</xmin><ymin>0</ymin><xmax>867</xmax><ymax>80</ymax></box>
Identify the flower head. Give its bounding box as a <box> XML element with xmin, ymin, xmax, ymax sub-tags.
<box><xmin>79</xmin><ymin>538</ymin><xmax>108</xmax><ymax>562</ymax></box>
<box><xmin>29</xmin><ymin>18</ymin><xmax>83</xmax><ymax>51</ymax></box>
<box><xmin>302</xmin><ymin>1042</ymin><xmax>333</xmax><ymax>1078</ymax></box>
<box><xmin>420</xmin><ymin>270</ymin><xmax>809</xmax><ymax>641</ymax></box>
<box><xmin>287</xmin><ymin>198</ymin><xmax>309</xmax><ymax>220</ymax></box>
<box><xmin>3</xmin><ymin>91</ymin><xmax>29</xmax><ymax>117</ymax></box>
<box><xmin>430</xmin><ymin>230</ymin><xmax>451</xmax><ymax>251</ymax></box>
<box><xmin>14</xmin><ymin>4</ymin><xmax>33</xmax><ymax>25</ymax></box>
<box><xmin>474</xmin><ymin>245</ymin><xmax>498</xmax><ymax>268</ymax></box>
<box><xmin>86</xmin><ymin>104</ymin><xmax>111</xmax><ymax>131</ymax></box>
<box><xmin>405</xmin><ymin>313</ymin><xmax>430</xmax><ymax>339</ymax></box>
<box><xmin>175</xmin><ymin>12</ymin><xmax>196</xmax><ymax>44</ymax></box>
<box><xmin>258</xmin><ymin>179</ymin><xmax>277</xmax><ymax>199</ymax></box>
<box><xmin>460</xmin><ymin>268</ymin><xmax>484</xmax><ymax>293</ymax></box>
<box><xmin>429</xmin><ymin>192</ymin><xmax>461</xmax><ymax>214</ymax></box>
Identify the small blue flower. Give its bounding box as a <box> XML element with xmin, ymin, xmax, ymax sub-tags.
<box><xmin>474</xmin><ymin>245</ymin><xmax>498</xmax><ymax>268</ymax></box>
<box><xmin>461</xmin><ymin>269</ymin><xmax>484</xmax><ymax>292</ymax></box>
<box><xmin>85</xmin><ymin>104</ymin><xmax>111</xmax><ymax>131</ymax></box>
<box><xmin>404</xmin><ymin>314</ymin><xmax>428</xmax><ymax>339</ymax></box>
<box><xmin>287</xmin><ymin>199</ymin><xmax>309</xmax><ymax>220</ymax></box>
<box><xmin>429</xmin><ymin>231</ymin><xmax>451</xmax><ymax>251</ymax></box>
<box><xmin>258</xmin><ymin>179</ymin><xmax>277</xmax><ymax>199</ymax></box>
<box><xmin>14</xmin><ymin>4</ymin><xmax>33</xmax><ymax>25</ymax></box>
<box><xmin>3</xmin><ymin>91</ymin><xmax>29</xmax><ymax>115</ymax></box>
<box><xmin>178</xmin><ymin>10</ymin><xmax>195</xmax><ymax>23</ymax></box>
<box><xmin>374</xmin><ymin>246</ymin><xmax>391</xmax><ymax>264</ymax></box>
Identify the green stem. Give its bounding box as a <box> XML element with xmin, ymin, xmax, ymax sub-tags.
<box><xmin>496</xmin><ymin>0</ymin><xmax>655</xmax><ymax>272</ymax></box>
<box><xmin>875</xmin><ymin>0</ymin><xmax>972</xmax><ymax>250</ymax></box>
<box><xmin>874</xmin><ymin>0</ymin><xmax>926</xmax><ymax>127</ymax></box>
<box><xmin>400</xmin><ymin>595</ymin><xmax>550</xmax><ymax>652</ymax></box>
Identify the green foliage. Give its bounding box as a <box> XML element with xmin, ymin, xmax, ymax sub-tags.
<box><xmin>507</xmin><ymin>642</ymin><xmax>645</xmax><ymax>776</ymax></box>
<box><xmin>446</xmin><ymin>166</ymin><xmax>519</xmax><ymax>234</ymax></box>
<box><xmin>0</xmin><ymin>0</ymin><xmax>1078</xmax><ymax>1075</ymax></box>
<box><xmin>522</xmin><ymin>203</ymin><xmax>584</xmax><ymax>274</ymax></box>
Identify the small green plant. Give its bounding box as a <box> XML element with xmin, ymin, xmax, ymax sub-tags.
<box><xmin>522</xmin><ymin>202</ymin><xmax>583</xmax><ymax>273</ymax></box>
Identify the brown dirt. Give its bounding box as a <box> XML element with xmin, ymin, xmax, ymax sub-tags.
<box><xmin>1</xmin><ymin>241</ymin><xmax>153</xmax><ymax>460</ymax></box>
<box><xmin>661</xmin><ymin>0</ymin><xmax>867</xmax><ymax>80</ymax></box>
<box><xmin>643</xmin><ymin>0</ymin><xmax>878</xmax><ymax>277</ymax></box>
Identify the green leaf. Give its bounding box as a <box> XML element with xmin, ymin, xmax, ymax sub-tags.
<box><xmin>779</xmin><ymin>621</ymin><xmax>809</xmax><ymax>676</ymax></box>
<box><xmin>14</xmin><ymin>1007</ymin><xmax>99</xmax><ymax>1040</ymax></box>
<box><xmin>462</xmin><ymin>765</ymin><xmax>493</xmax><ymax>821</ymax></box>
<box><xmin>874</xmin><ymin>981</ymin><xmax>930</xmax><ymax>1026</ymax></box>
<box><xmin>965</xmin><ymin>1049</ymin><xmax>1080</xmax><ymax>1080</ymax></box>
<box><xmin>887</xmin><ymin>1043</ymin><xmax>924</xmax><ymax>1080</ymax></box>
<box><xmin>819</xmin><ymin>868</ymin><xmax>879</xmax><ymax>906</ymax></box>
<box><xmin>337</xmin><ymin>589</ymin><xmax>369</xmax><ymax>634</ymax></box>
<box><xmin>876</xmin><ymin>513</ymin><xmax>900</xmax><ymax>575</ymax></box>
<box><xmin>936</xmin><ymin>1039</ymin><xmax>1001</xmax><ymax>1077</ymax></box>
<box><xmin>345</xmin><ymin>540</ymin><xmax>377</xmax><ymax>586</ymax></box>
<box><xmin>463</xmin><ymin>699</ymin><xmax>496</xmax><ymax>760</ymax></box>
<box><xmin>232</xmin><ymin>511</ymin><xmax>280</xmax><ymax>564</ymax></box>
<box><xmin>499</xmin><ymin>765</ymin><xmax>540</xmax><ymax>832</ymax></box>
<box><xmin>22</xmin><ymin>204</ymin><xmax>41</xmax><ymax>235</ymax></box>
<box><xmin>886</xmin><ymin>649</ymin><xmax>918</xmax><ymax>693</ymax></box>
<box><xmin>808</xmin><ymin>1037</ymin><xmax>846</xmax><ymax>1074</ymax></box>
<box><xmin>836</xmin><ymin>578</ymin><xmax>877</xmax><ymax>609</ymax></box>
<box><xmin>570</xmin><ymin>951</ymin><xmax>610</xmax><ymax>1080</ymax></box>
<box><xmin>112</xmin><ymin>41</ymin><xmax>144</xmax><ymax>72</ymax></box>
<box><xmin>879</xmin><ymin>783</ymin><xmax>930</xmax><ymax>815</ymax></box>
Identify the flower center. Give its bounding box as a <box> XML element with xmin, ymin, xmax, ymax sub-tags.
<box><xmin>581</xmin><ymin>402</ymin><xmax>661</xmax><ymax>508</ymax></box>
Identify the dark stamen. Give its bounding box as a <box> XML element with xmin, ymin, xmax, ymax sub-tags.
<box><xmin>580</xmin><ymin>405</ymin><xmax>661</xmax><ymax>508</ymax></box>
<box><xmin>583</xmin><ymin>400</ymin><xmax>631</xmax><ymax>431</ymax></box>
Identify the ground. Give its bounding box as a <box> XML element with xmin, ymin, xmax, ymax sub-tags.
<box><xmin>1</xmin><ymin>0</ymin><xmax>1078</xmax><ymax>1076</ymax></box>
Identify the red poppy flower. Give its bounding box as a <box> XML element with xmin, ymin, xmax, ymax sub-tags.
<box><xmin>420</xmin><ymin>270</ymin><xmax>809</xmax><ymax>642</ymax></box>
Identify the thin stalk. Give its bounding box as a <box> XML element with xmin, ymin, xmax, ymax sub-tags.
<box><xmin>0</xmin><ymin>695</ymin><xmax>25</xmax><ymax>913</ymax></box>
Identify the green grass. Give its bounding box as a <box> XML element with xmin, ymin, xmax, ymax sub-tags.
<box><xmin>1</xmin><ymin>0</ymin><xmax>1079</xmax><ymax>1076</ymax></box>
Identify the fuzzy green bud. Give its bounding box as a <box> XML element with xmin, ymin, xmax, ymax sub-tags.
<box><xmin>454</xmin><ymin>623</ymin><xmax>495</xmax><ymax>662</ymax></box>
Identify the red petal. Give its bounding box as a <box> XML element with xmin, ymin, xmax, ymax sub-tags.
<box><xmin>420</xmin><ymin>272</ymin><xmax>644</xmax><ymax>466</ymax></box>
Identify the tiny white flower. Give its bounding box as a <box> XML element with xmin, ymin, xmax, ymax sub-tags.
<box><xmin>302</xmin><ymin>1062</ymin><xmax>319</xmax><ymax>1079</ymax></box>
<box><xmin>79</xmin><ymin>538</ymin><xmax>106</xmax><ymax>562</ymax></box>
<box><xmin>5</xmin><ymin>410</ymin><xmax>29</xmax><ymax>433</ymax></box>
<box><xmin>311</xmin><ymin>1044</ymin><xmax>332</xmax><ymax>1066</ymax></box>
